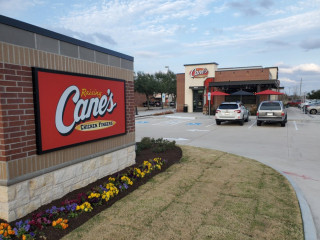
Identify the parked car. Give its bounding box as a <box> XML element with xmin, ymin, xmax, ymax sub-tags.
<box><xmin>287</xmin><ymin>99</ymin><xmax>302</xmax><ymax>107</ymax></box>
<box><xmin>170</xmin><ymin>101</ymin><xmax>175</xmax><ymax>107</ymax></box>
<box><xmin>215</xmin><ymin>102</ymin><xmax>249</xmax><ymax>126</ymax></box>
<box><xmin>256</xmin><ymin>101</ymin><xmax>287</xmax><ymax>127</ymax></box>
<box><xmin>143</xmin><ymin>101</ymin><xmax>154</xmax><ymax>107</ymax></box>
<box><xmin>154</xmin><ymin>101</ymin><xmax>161</xmax><ymax>107</ymax></box>
<box><xmin>302</xmin><ymin>100</ymin><xmax>320</xmax><ymax>113</ymax></box>
<box><xmin>306</xmin><ymin>103</ymin><xmax>320</xmax><ymax>114</ymax></box>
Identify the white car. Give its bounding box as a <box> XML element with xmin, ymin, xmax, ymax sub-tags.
<box><xmin>215</xmin><ymin>102</ymin><xmax>249</xmax><ymax>126</ymax></box>
<box><xmin>306</xmin><ymin>103</ymin><xmax>320</xmax><ymax>114</ymax></box>
<box><xmin>301</xmin><ymin>100</ymin><xmax>320</xmax><ymax>113</ymax></box>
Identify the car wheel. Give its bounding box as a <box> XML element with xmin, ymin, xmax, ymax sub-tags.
<box><xmin>257</xmin><ymin>121</ymin><xmax>261</xmax><ymax>126</ymax></box>
<box><xmin>310</xmin><ymin>109</ymin><xmax>317</xmax><ymax>115</ymax></box>
<box><xmin>281</xmin><ymin>122</ymin><xmax>286</xmax><ymax>127</ymax></box>
<box><xmin>245</xmin><ymin>114</ymin><xmax>249</xmax><ymax>122</ymax></box>
<box><xmin>239</xmin><ymin>119</ymin><xmax>244</xmax><ymax>126</ymax></box>
<box><xmin>216</xmin><ymin>120</ymin><xmax>221</xmax><ymax>125</ymax></box>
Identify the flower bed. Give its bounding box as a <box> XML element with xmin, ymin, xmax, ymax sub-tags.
<box><xmin>0</xmin><ymin>141</ymin><xmax>182</xmax><ymax>240</ymax></box>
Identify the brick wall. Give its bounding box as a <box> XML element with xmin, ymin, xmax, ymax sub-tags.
<box><xmin>0</xmin><ymin>63</ymin><xmax>35</xmax><ymax>162</ymax></box>
<box><xmin>126</xmin><ymin>81</ymin><xmax>135</xmax><ymax>133</ymax></box>
<box><xmin>215</xmin><ymin>68</ymin><xmax>269</xmax><ymax>82</ymax></box>
<box><xmin>134</xmin><ymin>92</ymin><xmax>146</xmax><ymax>107</ymax></box>
<box><xmin>176</xmin><ymin>73</ymin><xmax>185</xmax><ymax>112</ymax></box>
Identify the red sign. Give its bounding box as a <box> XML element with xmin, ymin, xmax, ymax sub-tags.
<box><xmin>33</xmin><ymin>68</ymin><xmax>126</xmax><ymax>154</ymax></box>
<box><xmin>189</xmin><ymin>68</ymin><xmax>209</xmax><ymax>78</ymax></box>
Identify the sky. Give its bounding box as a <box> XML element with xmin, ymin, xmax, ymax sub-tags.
<box><xmin>1</xmin><ymin>0</ymin><xmax>320</xmax><ymax>95</ymax></box>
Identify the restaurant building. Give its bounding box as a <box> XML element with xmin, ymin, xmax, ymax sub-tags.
<box><xmin>176</xmin><ymin>62</ymin><xmax>281</xmax><ymax>113</ymax></box>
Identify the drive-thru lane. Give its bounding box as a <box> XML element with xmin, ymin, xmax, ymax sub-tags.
<box><xmin>136</xmin><ymin>107</ymin><xmax>320</xmax><ymax>239</ymax></box>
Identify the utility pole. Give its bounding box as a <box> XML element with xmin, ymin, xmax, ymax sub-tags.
<box><xmin>300</xmin><ymin>78</ymin><xmax>302</xmax><ymax>100</ymax></box>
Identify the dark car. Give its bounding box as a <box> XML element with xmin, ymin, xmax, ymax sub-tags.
<box><xmin>154</xmin><ymin>101</ymin><xmax>161</xmax><ymax>107</ymax></box>
<box><xmin>257</xmin><ymin>101</ymin><xmax>287</xmax><ymax>127</ymax></box>
<box><xmin>170</xmin><ymin>101</ymin><xmax>175</xmax><ymax>107</ymax></box>
<box><xmin>143</xmin><ymin>101</ymin><xmax>154</xmax><ymax>107</ymax></box>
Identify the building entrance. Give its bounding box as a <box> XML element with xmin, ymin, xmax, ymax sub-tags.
<box><xmin>193</xmin><ymin>89</ymin><xmax>203</xmax><ymax>112</ymax></box>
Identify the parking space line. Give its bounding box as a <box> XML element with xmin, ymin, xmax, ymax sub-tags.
<box><xmin>248</xmin><ymin>120</ymin><xmax>256</xmax><ymax>129</ymax></box>
<box><xmin>205</xmin><ymin>123</ymin><xmax>216</xmax><ymax>127</ymax></box>
<box><xmin>293</xmin><ymin>121</ymin><xmax>299</xmax><ymax>131</ymax></box>
<box><xmin>151</xmin><ymin>119</ymin><xmax>193</xmax><ymax>126</ymax></box>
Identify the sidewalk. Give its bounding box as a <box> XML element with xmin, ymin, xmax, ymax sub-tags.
<box><xmin>135</xmin><ymin>106</ymin><xmax>176</xmax><ymax>118</ymax></box>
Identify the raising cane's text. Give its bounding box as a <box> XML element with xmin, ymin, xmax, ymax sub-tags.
<box><xmin>55</xmin><ymin>86</ymin><xmax>117</xmax><ymax>135</ymax></box>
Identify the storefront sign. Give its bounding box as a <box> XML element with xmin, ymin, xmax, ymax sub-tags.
<box><xmin>189</xmin><ymin>68</ymin><xmax>208</xmax><ymax>78</ymax></box>
<box><xmin>33</xmin><ymin>68</ymin><xmax>126</xmax><ymax>154</ymax></box>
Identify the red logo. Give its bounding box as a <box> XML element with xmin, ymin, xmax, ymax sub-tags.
<box><xmin>33</xmin><ymin>68</ymin><xmax>126</xmax><ymax>154</ymax></box>
<box><xmin>189</xmin><ymin>68</ymin><xmax>209</xmax><ymax>78</ymax></box>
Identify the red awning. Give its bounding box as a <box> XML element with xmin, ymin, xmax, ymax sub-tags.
<box><xmin>255</xmin><ymin>89</ymin><xmax>284</xmax><ymax>95</ymax></box>
<box><xmin>211</xmin><ymin>91</ymin><xmax>230</xmax><ymax>96</ymax></box>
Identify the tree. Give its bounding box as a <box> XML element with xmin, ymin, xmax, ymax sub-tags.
<box><xmin>154</xmin><ymin>70</ymin><xmax>176</xmax><ymax>108</ymax></box>
<box><xmin>134</xmin><ymin>72</ymin><xmax>157</xmax><ymax>109</ymax></box>
<box><xmin>307</xmin><ymin>89</ymin><xmax>320</xmax><ymax>99</ymax></box>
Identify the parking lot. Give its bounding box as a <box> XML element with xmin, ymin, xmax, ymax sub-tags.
<box><xmin>136</xmin><ymin>107</ymin><xmax>320</xmax><ymax>239</ymax></box>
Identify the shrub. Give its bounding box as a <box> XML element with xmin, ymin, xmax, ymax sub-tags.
<box><xmin>136</xmin><ymin>137</ymin><xmax>176</xmax><ymax>154</ymax></box>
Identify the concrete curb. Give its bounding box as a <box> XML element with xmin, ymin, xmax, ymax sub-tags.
<box><xmin>248</xmin><ymin>160</ymin><xmax>317</xmax><ymax>240</ymax></box>
<box><xmin>282</xmin><ymin>173</ymin><xmax>318</xmax><ymax>240</ymax></box>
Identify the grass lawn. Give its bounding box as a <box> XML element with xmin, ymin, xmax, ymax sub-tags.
<box><xmin>62</xmin><ymin>145</ymin><xmax>303</xmax><ymax>240</ymax></box>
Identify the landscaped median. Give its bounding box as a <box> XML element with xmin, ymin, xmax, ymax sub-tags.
<box><xmin>63</xmin><ymin>146</ymin><xmax>303</xmax><ymax>240</ymax></box>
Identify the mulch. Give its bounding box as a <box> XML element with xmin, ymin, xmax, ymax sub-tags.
<box><xmin>3</xmin><ymin>145</ymin><xmax>182</xmax><ymax>240</ymax></box>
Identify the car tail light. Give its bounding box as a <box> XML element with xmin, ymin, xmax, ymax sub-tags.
<box><xmin>234</xmin><ymin>110</ymin><xmax>241</xmax><ymax>113</ymax></box>
<box><xmin>281</xmin><ymin>112</ymin><xmax>285</xmax><ymax>116</ymax></box>
<box><xmin>216</xmin><ymin>110</ymin><xmax>220</xmax><ymax>113</ymax></box>
<box><xmin>256</xmin><ymin>112</ymin><xmax>259</xmax><ymax>116</ymax></box>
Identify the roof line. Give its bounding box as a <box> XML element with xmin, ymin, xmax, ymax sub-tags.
<box><xmin>184</xmin><ymin>62</ymin><xmax>219</xmax><ymax>66</ymax></box>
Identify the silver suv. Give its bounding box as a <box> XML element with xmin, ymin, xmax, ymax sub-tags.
<box><xmin>257</xmin><ymin>101</ymin><xmax>287</xmax><ymax>127</ymax></box>
<box><xmin>215</xmin><ymin>102</ymin><xmax>249</xmax><ymax>126</ymax></box>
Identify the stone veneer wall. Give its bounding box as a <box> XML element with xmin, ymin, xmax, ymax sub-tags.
<box><xmin>0</xmin><ymin>16</ymin><xmax>135</xmax><ymax>222</ymax></box>
<box><xmin>0</xmin><ymin>146</ymin><xmax>135</xmax><ymax>221</ymax></box>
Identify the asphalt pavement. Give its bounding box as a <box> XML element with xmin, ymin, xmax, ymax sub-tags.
<box><xmin>135</xmin><ymin>107</ymin><xmax>320</xmax><ymax>240</ymax></box>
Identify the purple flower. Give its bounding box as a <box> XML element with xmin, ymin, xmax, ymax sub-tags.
<box><xmin>99</xmin><ymin>185</ymin><xmax>108</xmax><ymax>192</ymax></box>
<box><xmin>13</xmin><ymin>220</ymin><xmax>32</xmax><ymax>237</ymax></box>
<box><xmin>66</xmin><ymin>203</ymin><xmax>78</xmax><ymax>212</ymax></box>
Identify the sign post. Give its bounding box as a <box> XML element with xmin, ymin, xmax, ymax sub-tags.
<box><xmin>208</xmin><ymin>92</ymin><xmax>211</xmax><ymax>116</ymax></box>
<box><xmin>161</xmin><ymin>93</ymin><xmax>165</xmax><ymax>109</ymax></box>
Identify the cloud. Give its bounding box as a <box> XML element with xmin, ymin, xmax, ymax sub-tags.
<box><xmin>259</xmin><ymin>0</ymin><xmax>274</xmax><ymax>9</ymax></box>
<box><xmin>280</xmin><ymin>63</ymin><xmax>320</xmax><ymax>75</ymax></box>
<box><xmin>228</xmin><ymin>0</ymin><xmax>260</xmax><ymax>16</ymax></box>
<box><xmin>279</xmin><ymin>77</ymin><xmax>298</xmax><ymax>84</ymax></box>
<box><xmin>56</xmin><ymin>0</ymin><xmax>215</xmax><ymax>51</ymax></box>
<box><xmin>186</xmin><ymin>9</ymin><xmax>320</xmax><ymax>48</ymax></box>
<box><xmin>300</xmin><ymin>38</ymin><xmax>320</xmax><ymax>50</ymax></box>
<box><xmin>266</xmin><ymin>40</ymin><xmax>290</xmax><ymax>47</ymax></box>
<box><xmin>135</xmin><ymin>51</ymin><xmax>159</xmax><ymax>58</ymax></box>
<box><xmin>0</xmin><ymin>0</ymin><xmax>43</xmax><ymax>14</ymax></box>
